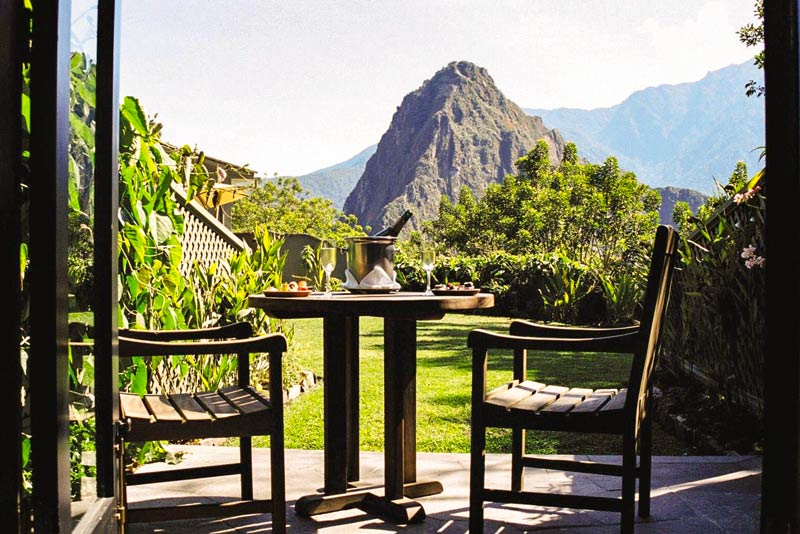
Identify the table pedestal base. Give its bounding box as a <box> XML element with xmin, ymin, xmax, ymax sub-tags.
<box><xmin>356</xmin><ymin>494</ymin><xmax>426</xmax><ymax>524</ymax></box>
<box><xmin>294</xmin><ymin>479</ymin><xmax>443</xmax><ymax>524</ymax></box>
<box><xmin>402</xmin><ymin>479</ymin><xmax>444</xmax><ymax>499</ymax></box>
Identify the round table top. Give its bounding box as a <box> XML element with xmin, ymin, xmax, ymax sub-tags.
<box><xmin>248</xmin><ymin>290</ymin><xmax>495</xmax><ymax>320</ymax></box>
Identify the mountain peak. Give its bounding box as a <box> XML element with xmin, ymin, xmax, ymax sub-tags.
<box><xmin>408</xmin><ymin>60</ymin><xmax>507</xmax><ymax>114</ymax></box>
<box><xmin>434</xmin><ymin>60</ymin><xmax>491</xmax><ymax>82</ymax></box>
<box><xmin>342</xmin><ymin>62</ymin><xmax>564</xmax><ymax>232</ymax></box>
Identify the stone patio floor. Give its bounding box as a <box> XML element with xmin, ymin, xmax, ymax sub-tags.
<box><xmin>125</xmin><ymin>445</ymin><xmax>762</xmax><ymax>533</ymax></box>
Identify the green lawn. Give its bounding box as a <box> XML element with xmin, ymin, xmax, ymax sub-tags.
<box><xmin>256</xmin><ymin>313</ymin><xmax>692</xmax><ymax>455</ymax></box>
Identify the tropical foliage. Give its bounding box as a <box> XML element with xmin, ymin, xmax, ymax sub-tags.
<box><xmin>231</xmin><ymin>176</ymin><xmax>367</xmax><ymax>246</ymax></box>
<box><xmin>416</xmin><ymin>141</ymin><xmax>660</xmax><ymax>325</ymax></box>
<box><xmin>116</xmin><ymin>96</ymin><xmax>297</xmax><ymax>389</ymax></box>
<box><xmin>657</xmin><ymin>1</ymin><xmax>766</xmax><ymax>422</ymax></box>
<box><xmin>53</xmin><ymin>52</ymin><xmax>302</xmax><ymax>474</ymax></box>
<box><xmin>427</xmin><ymin>141</ymin><xmax>660</xmax><ymax>273</ymax></box>
<box><xmin>662</xmin><ymin>162</ymin><xmax>765</xmax><ymax>414</ymax></box>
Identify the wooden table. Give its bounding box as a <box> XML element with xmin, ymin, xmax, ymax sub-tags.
<box><xmin>248</xmin><ymin>291</ymin><xmax>494</xmax><ymax>523</ymax></box>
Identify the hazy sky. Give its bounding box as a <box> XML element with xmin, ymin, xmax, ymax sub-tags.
<box><xmin>106</xmin><ymin>1</ymin><xmax>758</xmax><ymax>177</ymax></box>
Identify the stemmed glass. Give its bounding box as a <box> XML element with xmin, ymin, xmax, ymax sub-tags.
<box><xmin>422</xmin><ymin>243</ymin><xmax>435</xmax><ymax>295</ymax></box>
<box><xmin>320</xmin><ymin>241</ymin><xmax>337</xmax><ymax>297</ymax></box>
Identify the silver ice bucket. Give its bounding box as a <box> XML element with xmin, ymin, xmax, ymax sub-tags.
<box><xmin>343</xmin><ymin>236</ymin><xmax>399</xmax><ymax>289</ymax></box>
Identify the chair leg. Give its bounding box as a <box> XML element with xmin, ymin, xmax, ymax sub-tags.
<box><xmin>638</xmin><ymin>403</ymin><xmax>653</xmax><ymax>518</ymax></box>
<box><xmin>270</xmin><ymin>429</ymin><xmax>286</xmax><ymax>533</ymax></box>
<box><xmin>621</xmin><ymin>433</ymin><xmax>637</xmax><ymax>534</ymax></box>
<box><xmin>117</xmin><ymin>433</ymin><xmax>130</xmax><ymax>533</ymax></box>
<box><xmin>240</xmin><ymin>436</ymin><xmax>254</xmax><ymax>500</ymax></box>
<box><xmin>511</xmin><ymin>427</ymin><xmax>525</xmax><ymax>492</ymax></box>
<box><xmin>469</xmin><ymin>418</ymin><xmax>486</xmax><ymax>534</ymax></box>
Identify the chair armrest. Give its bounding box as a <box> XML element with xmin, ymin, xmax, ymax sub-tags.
<box><xmin>120</xmin><ymin>322</ymin><xmax>253</xmax><ymax>342</ymax></box>
<box><xmin>509</xmin><ymin>319</ymin><xmax>639</xmax><ymax>338</ymax></box>
<box><xmin>468</xmin><ymin>328</ymin><xmax>638</xmax><ymax>354</ymax></box>
<box><xmin>118</xmin><ymin>332</ymin><xmax>287</xmax><ymax>358</ymax></box>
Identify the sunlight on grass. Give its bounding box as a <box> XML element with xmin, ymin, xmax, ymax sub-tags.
<box><xmin>256</xmin><ymin>313</ymin><xmax>691</xmax><ymax>455</ymax></box>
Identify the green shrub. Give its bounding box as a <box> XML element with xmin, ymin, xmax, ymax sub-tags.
<box><xmin>117</xmin><ymin>98</ymin><xmax>293</xmax><ymax>378</ymax></box>
<box><xmin>395</xmin><ymin>248</ymin><xmax>643</xmax><ymax>325</ymax></box>
<box><xmin>69</xmin><ymin>416</ymin><xmax>95</xmax><ymax>500</ymax></box>
<box><xmin>185</xmin><ymin>226</ymin><xmax>299</xmax><ymax>388</ymax></box>
<box><xmin>661</xmin><ymin>174</ymin><xmax>765</xmax><ymax>414</ymax></box>
<box><xmin>113</xmin><ymin>99</ymin><xmax>298</xmax><ymax>467</ymax></box>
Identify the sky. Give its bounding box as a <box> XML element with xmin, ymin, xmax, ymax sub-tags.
<box><xmin>74</xmin><ymin>1</ymin><xmax>759</xmax><ymax>177</ymax></box>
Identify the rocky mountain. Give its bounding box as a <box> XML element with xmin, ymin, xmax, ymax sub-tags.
<box><xmin>657</xmin><ymin>186</ymin><xmax>707</xmax><ymax>225</ymax></box>
<box><xmin>342</xmin><ymin>61</ymin><xmax>565</xmax><ymax>233</ymax></box>
<box><xmin>524</xmin><ymin>61</ymin><xmax>764</xmax><ymax>194</ymax></box>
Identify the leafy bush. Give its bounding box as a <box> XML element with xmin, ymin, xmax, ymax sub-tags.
<box><xmin>426</xmin><ymin>140</ymin><xmax>660</xmax><ymax>275</ymax></box>
<box><xmin>395</xmin><ymin>247</ymin><xmax>643</xmax><ymax>325</ymax></box>
<box><xmin>231</xmin><ymin>176</ymin><xmax>366</xmax><ymax>243</ymax></box>
<box><xmin>410</xmin><ymin>139</ymin><xmax>661</xmax><ymax>325</ymax></box>
<box><xmin>598</xmin><ymin>270</ymin><xmax>645</xmax><ymax>326</ymax></box>
<box><xmin>661</xmin><ymin>170</ymin><xmax>765</xmax><ymax>414</ymax></box>
<box><xmin>69</xmin><ymin>416</ymin><xmax>95</xmax><ymax>500</ymax></box>
<box><xmin>185</xmin><ymin>226</ymin><xmax>300</xmax><ymax>388</ymax></box>
<box><xmin>67</xmin><ymin>189</ymin><xmax>94</xmax><ymax>311</ymax></box>
<box><xmin>116</xmin><ymin>98</ymin><xmax>300</xmax><ymax>391</ymax></box>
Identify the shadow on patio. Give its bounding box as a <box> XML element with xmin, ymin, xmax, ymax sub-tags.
<box><xmin>124</xmin><ymin>445</ymin><xmax>761</xmax><ymax>533</ymax></box>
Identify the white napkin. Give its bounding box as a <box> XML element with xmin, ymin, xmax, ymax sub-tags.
<box><xmin>342</xmin><ymin>267</ymin><xmax>401</xmax><ymax>290</ymax></box>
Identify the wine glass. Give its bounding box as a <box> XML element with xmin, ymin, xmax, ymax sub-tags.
<box><xmin>320</xmin><ymin>242</ymin><xmax>337</xmax><ymax>297</ymax></box>
<box><xmin>422</xmin><ymin>243</ymin><xmax>435</xmax><ymax>295</ymax></box>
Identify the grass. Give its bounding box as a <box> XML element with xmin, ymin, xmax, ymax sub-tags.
<box><xmin>255</xmin><ymin>313</ymin><xmax>693</xmax><ymax>455</ymax></box>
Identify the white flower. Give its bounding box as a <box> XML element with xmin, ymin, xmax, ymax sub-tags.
<box><xmin>741</xmin><ymin>245</ymin><xmax>765</xmax><ymax>268</ymax></box>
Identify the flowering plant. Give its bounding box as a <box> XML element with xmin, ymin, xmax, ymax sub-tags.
<box><xmin>661</xmin><ymin>165</ymin><xmax>765</xmax><ymax>414</ymax></box>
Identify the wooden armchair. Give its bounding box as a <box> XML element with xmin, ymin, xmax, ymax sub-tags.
<box><xmin>468</xmin><ymin>224</ymin><xmax>678</xmax><ymax>533</ymax></box>
<box><xmin>117</xmin><ymin>322</ymin><xmax>287</xmax><ymax>532</ymax></box>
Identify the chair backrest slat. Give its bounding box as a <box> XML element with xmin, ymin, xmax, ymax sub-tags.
<box><xmin>625</xmin><ymin>225</ymin><xmax>679</xmax><ymax>425</ymax></box>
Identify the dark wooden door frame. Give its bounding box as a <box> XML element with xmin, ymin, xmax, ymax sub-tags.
<box><xmin>763</xmin><ymin>1</ymin><xmax>800</xmax><ymax>532</ymax></box>
<box><xmin>28</xmin><ymin>1</ymin><xmax>73</xmax><ymax>530</ymax></box>
<box><xmin>73</xmin><ymin>0</ymin><xmax>122</xmax><ymax>531</ymax></box>
<box><xmin>0</xmin><ymin>0</ymin><xmax>24</xmax><ymax>528</ymax></box>
<box><xmin>92</xmin><ymin>0</ymin><xmax>122</xmax><ymax>504</ymax></box>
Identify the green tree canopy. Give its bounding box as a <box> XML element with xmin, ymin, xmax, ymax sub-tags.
<box><xmin>231</xmin><ymin>176</ymin><xmax>366</xmax><ymax>245</ymax></box>
<box><xmin>426</xmin><ymin>141</ymin><xmax>661</xmax><ymax>273</ymax></box>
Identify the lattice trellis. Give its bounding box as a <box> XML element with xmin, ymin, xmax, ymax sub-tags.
<box><xmin>173</xmin><ymin>184</ymin><xmax>248</xmax><ymax>277</ymax></box>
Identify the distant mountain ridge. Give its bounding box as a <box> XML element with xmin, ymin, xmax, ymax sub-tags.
<box><xmin>342</xmin><ymin>61</ymin><xmax>564</xmax><ymax>232</ymax></box>
<box><xmin>297</xmin><ymin>61</ymin><xmax>761</xmax><ymax>224</ymax></box>
<box><xmin>524</xmin><ymin>60</ymin><xmax>764</xmax><ymax>194</ymax></box>
<box><xmin>296</xmin><ymin>144</ymin><xmax>376</xmax><ymax>209</ymax></box>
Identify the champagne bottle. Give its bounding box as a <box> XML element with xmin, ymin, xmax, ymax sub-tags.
<box><xmin>372</xmin><ymin>210</ymin><xmax>413</xmax><ymax>237</ymax></box>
